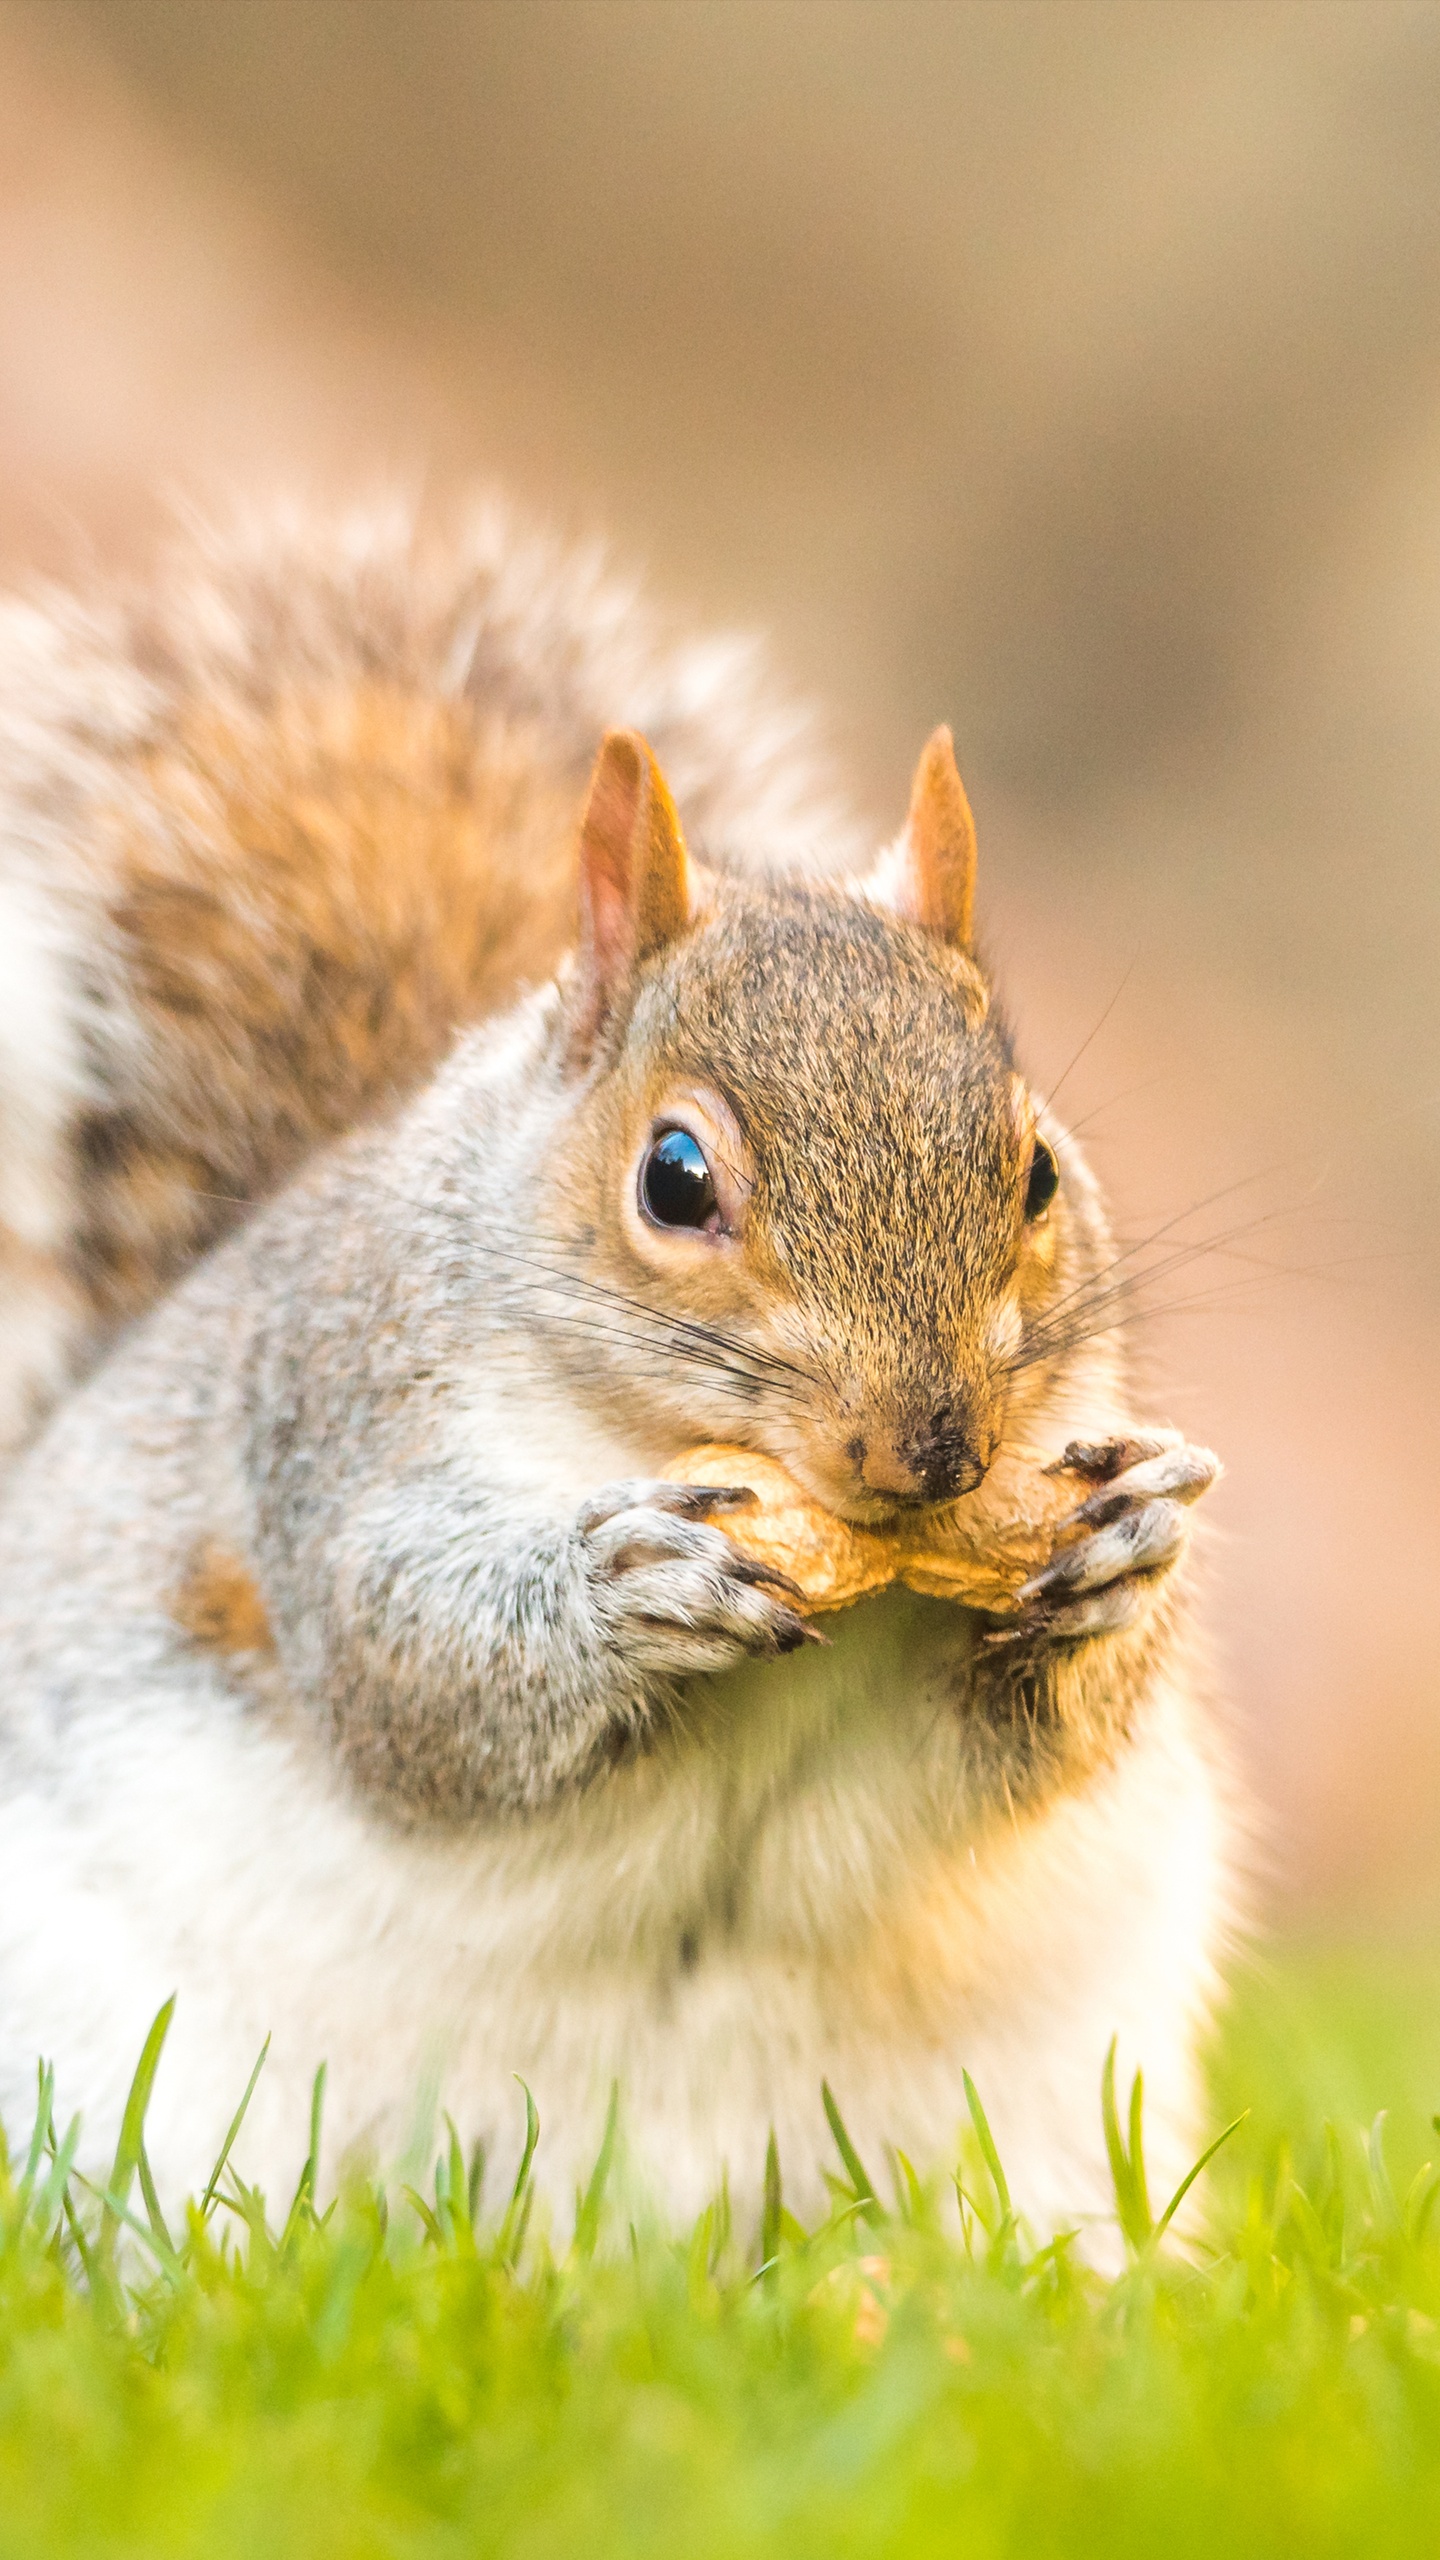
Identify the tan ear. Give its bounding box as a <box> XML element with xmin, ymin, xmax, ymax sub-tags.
<box><xmin>884</xmin><ymin>725</ymin><xmax>977</xmax><ymax>947</ymax></box>
<box><xmin>575</xmin><ymin>730</ymin><xmax>692</xmax><ymax>1040</ymax></box>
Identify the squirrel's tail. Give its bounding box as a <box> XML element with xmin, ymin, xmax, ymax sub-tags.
<box><xmin>0</xmin><ymin>494</ymin><xmax>853</xmax><ymax>1460</ymax></box>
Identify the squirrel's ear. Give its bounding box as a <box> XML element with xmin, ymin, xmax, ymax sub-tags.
<box><xmin>873</xmin><ymin>725</ymin><xmax>977</xmax><ymax>948</ymax></box>
<box><xmin>574</xmin><ymin>730</ymin><xmax>692</xmax><ymax>1041</ymax></box>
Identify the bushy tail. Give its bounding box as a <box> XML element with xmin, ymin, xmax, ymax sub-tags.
<box><xmin>0</xmin><ymin>494</ymin><xmax>853</xmax><ymax>1460</ymax></box>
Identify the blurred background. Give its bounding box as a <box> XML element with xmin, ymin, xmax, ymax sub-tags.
<box><xmin>2</xmin><ymin>0</ymin><xmax>1438</xmax><ymax>1924</ymax></box>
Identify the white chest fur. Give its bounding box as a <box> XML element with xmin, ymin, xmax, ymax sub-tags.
<box><xmin>0</xmin><ymin>1572</ymin><xmax>1226</xmax><ymax>2248</ymax></box>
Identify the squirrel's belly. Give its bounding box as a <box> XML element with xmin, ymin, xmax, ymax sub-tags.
<box><xmin>0</xmin><ymin>1600</ymin><xmax>1227</xmax><ymax>2240</ymax></box>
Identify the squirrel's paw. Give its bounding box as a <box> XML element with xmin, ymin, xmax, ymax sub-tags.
<box><xmin>577</xmin><ymin>1479</ymin><xmax>824</xmax><ymax>1676</ymax></box>
<box><xmin>987</xmin><ymin>1431</ymin><xmax>1220</xmax><ymax>1647</ymax></box>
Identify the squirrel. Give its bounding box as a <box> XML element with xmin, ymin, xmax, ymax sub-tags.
<box><xmin>0</xmin><ymin>499</ymin><xmax>1232</xmax><ymax>2245</ymax></box>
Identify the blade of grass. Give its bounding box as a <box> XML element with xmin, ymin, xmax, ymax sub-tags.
<box><xmin>99</xmin><ymin>1996</ymin><xmax>175</xmax><ymax>2270</ymax></box>
<box><xmin>304</xmin><ymin>2063</ymin><xmax>327</xmax><ymax>2202</ymax></box>
<box><xmin>710</xmin><ymin>2173</ymin><xmax>732</xmax><ymax>2274</ymax></box>
<box><xmin>403</xmin><ymin>2184</ymin><xmax>444</xmax><ymax>2247</ymax></box>
<box><xmin>1101</xmin><ymin>2037</ymin><xmax>1153</xmax><ymax>2251</ymax></box>
<box><xmin>1128</xmin><ymin>2067</ymin><xmax>1152</xmax><ymax>2237</ymax></box>
<box><xmin>762</xmin><ymin>2130</ymin><xmax>782</xmax><ymax>2274</ymax></box>
<box><xmin>280</xmin><ymin>2064</ymin><xmax>328</xmax><ymax>2249</ymax></box>
<box><xmin>574</xmin><ymin>2084</ymin><xmax>620</xmax><ymax>2260</ymax></box>
<box><xmin>16</xmin><ymin>2062</ymin><xmax>55</xmax><ymax>2215</ymax></box>
<box><xmin>1152</xmin><ymin>2113</ymin><xmax>1250</xmax><ymax>2247</ymax></box>
<box><xmin>136</xmin><ymin>2140</ymin><xmax>177</xmax><ymax>2261</ymax></box>
<box><xmin>499</xmin><ymin>2079</ymin><xmax>540</xmax><ymax>2267</ymax></box>
<box><xmin>88</xmin><ymin>2177</ymin><xmax>186</xmax><ymax>2285</ymax></box>
<box><xmin>61</xmin><ymin>2175</ymin><xmax>98</xmax><ymax>2281</ymax></box>
<box><xmin>963</xmin><ymin>2071</ymin><xmax>1012</xmax><ymax>2222</ymax></box>
<box><xmin>215</xmin><ymin>2171</ymin><xmax>277</xmax><ymax>2262</ymax></box>
<box><xmin>889</xmin><ymin>2146</ymin><xmax>927</xmax><ymax>2226</ymax></box>
<box><xmin>442</xmin><ymin>2115</ymin><xmax>474</xmax><ymax>2249</ymax></box>
<box><xmin>32</xmin><ymin>2112</ymin><xmax>82</xmax><ymax>2247</ymax></box>
<box><xmin>822</xmin><ymin>2082</ymin><xmax>884</xmax><ymax>2229</ymax></box>
<box><xmin>467</xmin><ymin>2137</ymin><xmax>486</xmax><ymax>2226</ymax></box>
<box><xmin>197</xmin><ymin>2036</ymin><xmax>270</xmax><ymax>2225</ymax></box>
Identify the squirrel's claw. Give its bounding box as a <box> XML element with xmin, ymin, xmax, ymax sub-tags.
<box><xmin>988</xmin><ymin>1431</ymin><xmax>1220</xmax><ymax>1650</ymax></box>
<box><xmin>984</xmin><ymin>1580</ymin><xmax>1142</xmax><ymax>1649</ymax></box>
<box><xmin>578</xmin><ymin>1478</ymin><xmax>756</xmax><ymax>1532</ymax></box>
<box><xmin>721</xmin><ymin>1552</ymin><xmax>808</xmax><ymax>1605</ymax></box>
<box><xmin>579</xmin><ymin>1477</ymin><xmax>826</xmax><ymax>1677</ymax></box>
<box><xmin>1058</xmin><ymin>1442</ymin><xmax>1219</xmax><ymax>1530</ymax></box>
<box><xmin>1018</xmin><ymin>1498</ymin><xmax>1187</xmax><ymax>1604</ymax></box>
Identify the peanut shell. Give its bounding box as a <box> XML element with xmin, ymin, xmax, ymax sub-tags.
<box><xmin>660</xmin><ymin>1442</ymin><xmax>1085</xmax><ymax>1618</ymax></box>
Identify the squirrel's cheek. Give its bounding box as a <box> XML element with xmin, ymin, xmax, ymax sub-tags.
<box><xmin>986</xmin><ymin>1297</ymin><xmax>1024</xmax><ymax>1369</ymax></box>
<box><xmin>1020</xmin><ymin>1209</ymin><xmax>1061</xmax><ymax>1290</ymax></box>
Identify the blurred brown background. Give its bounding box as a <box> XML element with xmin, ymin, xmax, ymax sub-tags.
<box><xmin>3</xmin><ymin>0</ymin><xmax>1438</xmax><ymax>1918</ymax></box>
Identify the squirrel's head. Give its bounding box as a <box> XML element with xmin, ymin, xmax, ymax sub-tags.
<box><xmin>541</xmin><ymin>729</ymin><xmax>1095</xmax><ymax>1525</ymax></box>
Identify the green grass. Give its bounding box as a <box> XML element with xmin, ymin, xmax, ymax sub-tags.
<box><xmin>5</xmin><ymin>1945</ymin><xmax>1440</xmax><ymax>2558</ymax></box>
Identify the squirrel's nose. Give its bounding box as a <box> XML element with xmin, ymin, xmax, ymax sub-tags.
<box><xmin>904</xmin><ymin>1401</ymin><xmax>990</xmax><ymax>1503</ymax></box>
<box><xmin>850</xmin><ymin>1401</ymin><xmax>992</xmax><ymax>1506</ymax></box>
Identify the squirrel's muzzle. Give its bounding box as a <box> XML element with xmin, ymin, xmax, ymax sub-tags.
<box><xmin>846</xmin><ymin>1395</ymin><xmax>995</xmax><ymax>1509</ymax></box>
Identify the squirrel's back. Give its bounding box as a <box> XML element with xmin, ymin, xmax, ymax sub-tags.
<box><xmin>0</xmin><ymin>497</ymin><xmax>852</xmax><ymax>1454</ymax></box>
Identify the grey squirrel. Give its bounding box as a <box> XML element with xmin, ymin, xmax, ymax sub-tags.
<box><xmin>0</xmin><ymin>499</ymin><xmax>1231</xmax><ymax>2242</ymax></box>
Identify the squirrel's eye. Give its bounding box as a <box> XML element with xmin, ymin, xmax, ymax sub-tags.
<box><xmin>1024</xmin><ymin>1137</ymin><xmax>1059</xmax><ymax>1222</ymax></box>
<box><xmin>641</xmin><ymin>1128</ymin><xmax>719</xmax><ymax>1231</ymax></box>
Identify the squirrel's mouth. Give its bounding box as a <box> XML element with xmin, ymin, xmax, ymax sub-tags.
<box><xmin>773</xmin><ymin>1441</ymin><xmax>994</xmax><ymax>1533</ymax></box>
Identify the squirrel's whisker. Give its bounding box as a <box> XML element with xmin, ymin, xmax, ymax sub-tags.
<box><xmin>322</xmin><ymin>1168</ymin><xmax>813</xmax><ymax>1394</ymax></box>
<box><xmin>1030</xmin><ymin>952</ymin><xmax>1139</xmax><ymax>1120</ymax></box>
<box><xmin>1029</xmin><ymin>1168</ymin><xmax>1288</xmax><ymax>1342</ymax></box>
<box><xmin>1021</xmin><ymin>1192</ymin><xmax>1311</xmax><ymax>1347</ymax></box>
<box><xmin>1008</xmin><ymin>1198</ymin><xmax>1332</xmax><ymax>1375</ymax></box>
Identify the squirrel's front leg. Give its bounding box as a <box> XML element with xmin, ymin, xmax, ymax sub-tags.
<box><xmin>303</xmin><ymin>1471</ymin><xmax>817</xmax><ymax>1815</ymax></box>
<box><xmin>578</xmin><ymin>1478</ymin><xmax>818</xmax><ymax>1676</ymax></box>
<box><xmin>1009</xmin><ymin>1434</ymin><xmax>1220</xmax><ymax>1642</ymax></box>
<box><xmin>970</xmin><ymin>1432</ymin><xmax>1220</xmax><ymax>1770</ymax></box>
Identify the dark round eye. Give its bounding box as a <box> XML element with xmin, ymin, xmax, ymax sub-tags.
<box><xmin>640</xmin><ymin>1127</ymin><xmax>719</xmax><ymax>1231</ymax></box>
<box><xmin>1024</xmin><ymin>1136</ymin><xmax>1059</xmax><ymax>1221</ymax></box>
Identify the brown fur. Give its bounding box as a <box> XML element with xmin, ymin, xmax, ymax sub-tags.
<box><xmin>0</xmin><ymin>1225</ymin><xmax>81</xmax><ymax>1307</ymax></box>
<box><xmin>0</xmin><ymin>499</ymin><xmax>849</xmax><ymax>1457</ymax></box>
<box><xmin>172</xmin><ymin>1541</ymin><xmax>274</xmax><ymax>1656</ymax></box>
<box><xmin>77</xmin><ymin>681</ymin><xmax>578</xmax><ymax>1323</ymax></box>
<box><xmin>539</xmin><ymin>870</ymin><xmax>1074</xmax><ymax>1528</ymax></box>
